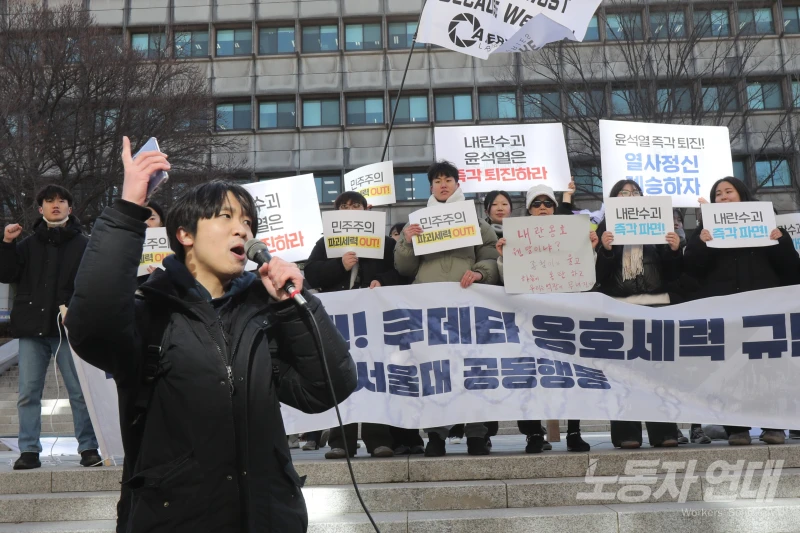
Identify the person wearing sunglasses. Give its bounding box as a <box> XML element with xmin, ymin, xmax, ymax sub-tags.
<box><xmin>595</xmin><ymin>179</ymin><xmax>684</xmax><ymax>450</ymax></box>
<box><xmin>495</xmin><ymin>184</ymin><xmax>597</xmax><ymax>454</ymax></box>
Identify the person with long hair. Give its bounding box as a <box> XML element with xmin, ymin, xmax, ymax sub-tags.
<box><xmin>684</xmin><ymin>177</ymin><xmax>800</xmax><ymax>446</ymax></box>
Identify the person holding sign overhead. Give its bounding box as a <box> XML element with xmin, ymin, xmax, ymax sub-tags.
<box><xmin>595</xmin><ymin>179</ymin><xmax>684</xmax><ymax>450</ymax></box>
<box><xmin>495</xmin><ymin>183</ymin><xmax>596</xmax><ymax>454</ymax></box>
<box><xmin>684</xmin><ymin>177</ymin><xmax>800</xmax><ymax>446</ymax></box>
<box><xmin>394</xmin><ymin>160</ymin><xmax>499</xmax><ymax>457</ymax></box>
<box><xmin>305</xmin><ymin>191</ymin><xmax>412</xmax><ymax>459</ymax></box>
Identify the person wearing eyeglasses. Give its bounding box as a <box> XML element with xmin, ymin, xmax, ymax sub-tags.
<box><xmin>594</xmin><ymin>179</ymin><xmax>684</xmax><ymax>449</ymax></box>
<box><xmin>495</xmin><ymin>183</ymin><xmax>597</xmax><ymax>454</ymax></box>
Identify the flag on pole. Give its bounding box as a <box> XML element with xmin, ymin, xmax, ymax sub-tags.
<box><xmin>417</xmin><ymin>0</ymin><xmax>602</xmax><ymax>59</ymax></box>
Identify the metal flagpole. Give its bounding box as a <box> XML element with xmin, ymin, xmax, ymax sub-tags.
<box><xmin>381</xmin><ymin>0</ymin><xmax>427</xmax><ymax>162</ymax></box>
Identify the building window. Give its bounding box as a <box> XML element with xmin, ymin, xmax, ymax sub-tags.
<box><xmin>567</xmin><ymin>90</ymin><xmax>605</xmax><ymax>116</ymax></box>
<box><xmin>175</xmin><ymin>31</ymin><xmax>209</xmax><ymax>58</ymax></box>
<box><xmin>656</xmin><ymin>87</ymin><xmax>692</xmax><ymax>114</ymax></box>
<box><xmin>217</xmin><ymin>29</ymin><xmax>252</xmax><ymax>56</ymax></box>
<box><xmin>259</xmin><ymin>101</ymin><xmax>296</xmax><ymax>129</ymax></box>
<box><xmin>693</xmin><ymin>9</ymin><xmax>730</xmax><ymax>37</ymax></box>
<box><xmin>785</xmin><ymin>6</ymin><xmax>800</xmax><ymax>33</ymax></box>
<box><xmin>479</xmin><ymin>93</ymin><xmax>517</xmax><ymax>120</ymax></box>
<box><xmin>747</xmin><ymin>82</ymin><xmax>783</xmax><ymax>110</ymax></box>
<box><xmin>523</xmin><ymin>91</ymin><xmax>560</xmax><ymax>119</ymax></box>
<box><xmin>302</xmin><ymin>25</ymin><xmax>338</xmax><ymax>53</ymax></box>
<box><xmin>216</xmin><ymin>103</ymin><xmax>252</xmax><ymax>131</ymax></box>
<box><xmin>792</xmin><ymin>81</ymin><xmax>800</xmax><ymax>107</ymax></box>
<box><xmin>606</xmin><ymin>13</ymin><xmax>644</xmax><ymax>41</ymax></box>
<box><xmin>345</xmin><ymin>23</ymin><xmax>382</xmax><ymax>51</ymax></box>
<box><xmin>259</xmin><ymin>27</ymin><xmax>295</xmax><ymax>54</ymax></box>
<box><xmin>732</xmin><ymin>160</ymin><xmax>746</xmax><ymax>182</ymax></box>
<box><xmin>303</xmin><ymin>99</ymin><xmax>340</xmax><ymax>127</ymax></box>
<box><xmin>702</xmin><ymin>85</ymin><xmax>739</xmax><ymax>112</ymax></box>
<box><xmin>611</xmin><ymin>88</ymin><xmax>646</xmax><ymax>116</ymax></box>
<box><xmin>131</xmin><ymin>32</ymin><xmax>165</xmax><ymax>59</ymax></box>
<box><xmin>388</xmin><ymin>21</ymin><xmax>423</xmax><ymax>49</ymax></box>
<box><xmin>738</xmin><ymin>8</ymin><xmax>774</xmax><ymax>35</ymax></box>
<box><xmin>583</xmin><ymin>16</ymin><xmax>600</xmax><ymax>41</ymax></box>
<box><xmin>347</xmin><ymin>97</ymin><xmax>384</xmax><ymax>125</ymax></box>
<box><xmin>573</xmin><ymin>166</ymin><xmax>603</xmax><ymax>194</ymax></box>
<box><xmin>390</xmin><ymin>95</ymin><xmax>428</xmax><ymax>123</ymax></box>
<box><xmin>755</xmin><ymin>158</ymin><xmax>791</xmax><ymax>188</ymax></box>
<box><xmin>395</xmin><ymin>172</ymin><xmax>429</xmax><ymax>200</ymax></box>
<box><xmin>435</xmin><ymin>94</ymin><xmax>473</xmax><ymax>121</ymax></box>
<box><xmin>315</xmin><ymin>175</ymin><xmax>341</xmax><ymax>203</ymax></box>
<box><xmin>650</xmin><ymin>11</ymin><xmax>686</xmax><ymax>39</ymax></box>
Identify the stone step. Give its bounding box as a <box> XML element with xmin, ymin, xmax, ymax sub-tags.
<box><xmin>2</xmin><ymin>499</ymin><xmax>800</xmax><ymax>532</ymax></box>
<box><xmin>0</xmin><ymin>423</ymin><xmax>75</xmax><ymax>436</ymax></box>
<box><xmin>0</xmin><ymin>400</ymin><xmax>72</xmax><ymax>411</ymax></box>
<box><xmin>0</xmin><ymin>414</ymin><xmax>74</xmax><ymax>425</ymax></box>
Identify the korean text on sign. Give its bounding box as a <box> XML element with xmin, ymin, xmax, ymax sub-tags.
<box><xmin>138</xmin><ymin>227</ymin><xmax>174</xmax><ymax>276</ymax></box>
<box><xmin>776</xmin><ymin>213</ymin><xmax>800</xmax><ymax>256</ymax></box>
<box><xmin>408</xmin><ymin>201</ymin><xmax>483</xmax><ymax>255</ymax></box>
<box><xmin>701</xmin><ymin>202</ymin><xmax>777</xmax><ymax>249</ymax></box>
<box><xmin>344</xmin><ymin>161</ymin><xmax>396</xmax><ymax>207</ymax></box>
<box><xmin>322</xmin><ymin>210</ymin><xmax>386</xmax><ymax>259</ymax></box>
<box><xmin>502</xmin><ymin>215</ymin><xmax>596</xmax><ymax>294</ymax></box>
<box><xmin>605</xmin><ymin>196</ymin><xmax>673</xmax><ymax>246</ymax></box>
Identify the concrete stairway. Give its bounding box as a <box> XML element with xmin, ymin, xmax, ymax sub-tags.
<box><xmin>0</xmin><ymin>362</ymin><xmax>75</xmax><ymax>437</ymax></box>
<box><xmin>1</xmin><ymin>440</ymin><xmax>800</xmax><ymax>532</ymax></box>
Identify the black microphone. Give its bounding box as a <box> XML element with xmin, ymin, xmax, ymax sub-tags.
<box><xmin>245</xmin><ymin>238</ymin><xmax>307</xmax><ymax>307</ymax></box>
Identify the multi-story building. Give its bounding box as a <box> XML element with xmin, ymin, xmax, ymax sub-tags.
<box><xmin>57</xmin><ymin>0</ymin><xmax>800</xmax><ymax>224</ymax></box>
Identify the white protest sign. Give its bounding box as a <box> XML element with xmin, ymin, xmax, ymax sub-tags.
<box><xmin>243</xmin><ymin>175</ymin><xmax>323</xmax><ymax>263</ymax></box>
<box><xmin>502</xmin><ymin>215</ymin><xmax>595</xmax><ymax>294</ymax></box>
<box><xmin>434</xmin><ymin>124</ymin><xmax>571</xmax><ymax>193</ymax></box>
<box><xmin>322</xmin><ymin>210</ymin><xmax>386</xmax><ymax>260</ymax></box>
<box><xmin>605</xmin><ymin>196</ymin><xmax>674</xmax><ymax>246</ymax></box>
<box><xmin>408</xmin><ymin>201</ymin><xmax>483</xmax><ymax>255</ymax></box>
<box><xmin>344</xmin><ymin>162</ymin><xmax>396</xmax><ymax>207</ymax></box>
<box><xmin>600</xmin><ymin>120</ymin><xmax>733</xmax><ymax>208</ymax></box>
<box><xmin>138</xmin><ymin>228</ymin><xmax>174</xmax><ymax>276</ymax></box>
<box><xmin>701</xmin><ymin>202</ymin><xmax>777</xmax><ymax>249</ymax></box>
<box><xmin>776</xmin><ymin>213</ymin><xmax>800</xmax><ymax>256</ymax></box>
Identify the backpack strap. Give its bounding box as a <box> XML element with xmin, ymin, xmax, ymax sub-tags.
<box><xmin>132</xmin><ymin>297</ymin><xmax>172</xmax><ymax>427</ymax></box>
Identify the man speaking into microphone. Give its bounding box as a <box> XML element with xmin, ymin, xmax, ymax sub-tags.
<box><xmin>65</xmin><ymin>138</ymin><xmax>357</xmax><ymax>533</ymax></box>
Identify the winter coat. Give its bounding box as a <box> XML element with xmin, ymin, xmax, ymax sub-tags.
<box><xmin>394</xmin><ymin>190</ymin><xmax>499</xmax><ymax>284</ymax></box>
<box><xmin>65</xmin><ymin>200</ymin><xmax>357</xmax><ymax>533</ymax></box>
<box><xmin>304</xmin><ymin>236</ymin><xmax>402</xmax><ymax>292</ymax></box>
<box><xmin>594</xmin><ymin>220</ymin><xmax>683</xmax><ymax>298</ymax></box>
<box><xmin>683</xmin><ymin>222</ymin><xmax>800</xmax><ymax>299</ymax></box>
<box><xmin>0</xmin><ymin>215</ymin><xmax>87</xmax><ymax>338</ymax></box>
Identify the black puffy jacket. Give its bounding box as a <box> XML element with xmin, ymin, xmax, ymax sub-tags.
<box><xmin>0</xmin><ymin>215</ymin><xmax>87</xmax><ymax>338</ymax></box>
<box><xmin>66</xmin><ymin>201</ymin><xmax>357</xmax><ymax>533</ymax></box>
<box><xmin>594</xmin><ymin>220</ymin><xmax>683</xmax><ymax>298</ymax></box>
<box><xmin>303</xmin><ymin>236</ymin><xmax>402</xmax><ymax>291</ymax></box>
<box><xmin>683</xmin><ymin>222</ymin><xmax>800</xmax><ymax>299</ymax></box>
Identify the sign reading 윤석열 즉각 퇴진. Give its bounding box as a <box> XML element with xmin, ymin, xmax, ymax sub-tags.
<box><xmin>600</xmin><ymin>120</ymin><xmax>734</xmax><ymax>208</ymax></box>
<box><xmin>434</xmin><ymin>124</ymin><xmax>571</xmax><ymax>194</ymax></box>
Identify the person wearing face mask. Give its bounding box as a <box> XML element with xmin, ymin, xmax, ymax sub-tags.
<box><xmin>495</xmin><ymin>184</ymin><xmax>597</xmax><ymax>453</ymax></box>
<box><xmin>684</xmin><ymin>177</ymin><xmax>800</xmax><ymax>447</ymax></box>
<box><xmin>0</xmin><ymin>185</ymin><xmax>101</xmax><ymax>470</ymax></box>
<box><xmin>595</xmin><ymin>180</ymin><xmax>684</xmax><ymax>450</ymax></box>
<box><xmin>304</xmin><ymin>191</ymin><xmax>406</xmax><ymax>459</ymax></box>
<box><xmin>395</xmin><ymin>160</ymin><xmax>499</xmax><ymax>457</ymax></box>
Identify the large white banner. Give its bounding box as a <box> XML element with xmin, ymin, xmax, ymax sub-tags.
<box><xmin>344</xmin><ymin>162</ymin><xmax>396</xmax><ymax>207</ymax></box>
<box><xmin>600</xmin><ymin>120</ymin><xmax>733</xmax><ymax>208</ymax></box>
<box><xmin>322</xmin><ymin>210</ymin><xmax>386</xmax><ymax>260</ymax></box>
<box><xmin>776</xmin><ymin>213</ymin><xmax>800</xmax><ymax>256</ymax></box>
<box><xmin>243</xmin><ymin>175</ymin><xmax>323</xmax><ymax>263</ymax></box>
<box><xmin>605</xmin><ymin>196</ymin><xmax>674</xmax><ymax>246</ymax></box>
<box><xmin>435</xmin><ymin>124</ymin><xmax>571</xmax><ymax>193</ymax></box>
<box><xmin>502</xmin><ymin>215</ymin><xmax>595</xmax><ymax>294</ymax></box>
<box><xmin>408</xmin><ymin>201</ymin><xmax>483</xmax><ymax>254</ymax></box>
<box><xmin>282</xmin><ymin>283</ymin><xmax>800</xmax><ymax>433</ymax></box>
<box><xmin>701</xmin><ymin>202</ymin><xmax>777</xmax><ymax>249</ymax></box>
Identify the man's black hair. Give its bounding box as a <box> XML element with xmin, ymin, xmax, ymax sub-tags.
<box><xmin>427</xmin><ymin>160</ymin><xmax>459</xmax><ymax>184</ymax></box>
<box><xmin>710</xmin><ymin>177</ymin><xmax>756</xmax><ymax>203</ymax></box>
<box><xmin>147</xmin><ymin>201</ymin><xmax>166</xmax><ymax>226</ymax></box>
<box><xmin>390</xmin><ymin>222</ymin><xmax>405</xmax><ymax>235</ymax></box>
<box><xmin>36</xmin><ymin>185</ymin><xmax>73</xmax><ymax>207</ymax></box>
<box><xmin>166</xmin><ymin>180</ymin><xmax>258</xmax><ymax>261</ymax></box>
<box><xmin>334</xmin><ymin>191</ymin><xmax>368</xmax><ymax>210</ymax></box>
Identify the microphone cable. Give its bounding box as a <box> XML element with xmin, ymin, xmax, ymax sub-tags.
<box><xmin>301</xmin><ymin>303</ymin><xmax>381</xmax><ymax>533</ymax></box>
